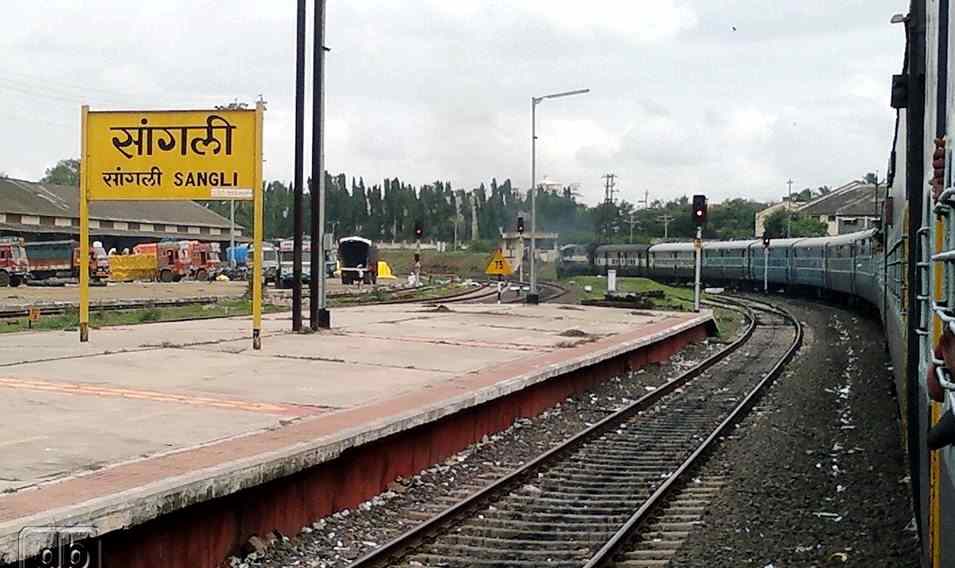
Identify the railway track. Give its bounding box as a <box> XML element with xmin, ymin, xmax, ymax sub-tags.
<box><xmin>347</xmin><ymin>297</ymin><xmax>801</xmax><ymax>568</ymax></box>
<box><xmin>0</xmin><ymin>279</ymin><xmax>568</xmax><ymax>323</ymax></box>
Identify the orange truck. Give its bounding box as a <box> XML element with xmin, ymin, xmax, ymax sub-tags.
<box><xmin>133</xmin><ymin>241</ymin><xmax>222</xmax><ymax>282</ymax></box>
<box><xmin>23</xmin><ymin>240</ymin><xmax>109</xmax><ymax>281</ymax></box>
<box><xmin>0</xmin><ymin>237</ymin><xmax>30</xmax><ymax>287</ymax></box>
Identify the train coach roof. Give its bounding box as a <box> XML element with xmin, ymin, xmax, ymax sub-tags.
<box><xmin>764</xmin><ymin>237</ymin><xmax>806</xmax><ymax>249</ymax></box>
<box><xmin>793</xmin><ymin>236</ymin><xmax>832</xmax><ymax>249</ymax></box>
<box><xmin>649</xmin><ymin>242</ymin><xmax>697</xmax><ymax>253</ymax></box>
<box><xmin>826</xmin><ymin>229</ymin><xmax>878</xmax><ymax>246</ymax></box>
<box><xmin>705</xmin><ymin>239</ymin><xmax>759</xmax><ymax>251</ymax></box>
<box><xmin>339</xmin><ymin>236</ymin><xmax>373</xmax><ymax>246</ymax></box>
<box><xmin>594</xmin><ymin>244</ymin><xmax>650</xmax><ymax>253</ymax></box>
<box><xmin>792</xmin><ymin>229</ymin><xmax>878</xmax><ymax>249</ymax></box>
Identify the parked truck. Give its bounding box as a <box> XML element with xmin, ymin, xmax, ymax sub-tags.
<box><xmin>0</xmin><ymin>237</ymin><xmax>30</xmax><ymax>287</ymax></box>
<box><xmin>224</xmin><ymin>243</ymin><xmax>279</xmax><ymax>283</ymax></box>
<box><xmin>24</xmin><ymin>240</ymin><xmax>109</xmax><ymax>281</ymax></box>
<box><xmin>338</xmin><ymin>237</ymin><xmax>378</xmax><ymax>285</ymax></box>
<box><xmin>277</xmin><ymin>238</ymin><xmax>336</xmax><ymax>289</ymax></box>
<box><xmin>133</xmin><ymin>240</ymin><xmax>221</xmax><ymax>282</ymax></box>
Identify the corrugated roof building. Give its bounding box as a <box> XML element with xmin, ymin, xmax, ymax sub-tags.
<box><xmin>0</xmin><ymin>177</ymin><xmax>244</xmax><ymax>248</ymax></box>
<box><xmin>754</xmin><ymin>180</ymin><xmax>881</xmax><ymax>237</ymax></box>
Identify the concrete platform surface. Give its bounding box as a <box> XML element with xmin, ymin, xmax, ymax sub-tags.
<box><xmin>0</xmin><ymin>303</ymin><xmax>712</xmax><ymax>562</ymax></box>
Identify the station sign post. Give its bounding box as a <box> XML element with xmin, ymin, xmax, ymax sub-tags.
<box><xmin>79</xmin><ymin>104</ymin><xmax>265</xmax><ymax>348</ymax></box>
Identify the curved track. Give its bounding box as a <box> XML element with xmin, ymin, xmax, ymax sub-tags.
<box><xmin>347</xmin><ymin>297</ymin><xmax>801</xmax><ymax>568</ymax></box>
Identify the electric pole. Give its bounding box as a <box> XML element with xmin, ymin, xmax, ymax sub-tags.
<box><xmin>602</xmin><ymin>173</ymin><xmax>617</xmax><ymax>203</ymax></box>
<box><xmin>625</xmin><ymin>213</ymin><xmax>640</xmax><ymax>243</ymax></box>
<box><xmin>601</xmin><ymin>173</ymin><xmax>617</xmax><ymax>241</ymax></box>
<box><xmin>786</xmin><ymin>178</ymin><xmax>794</xmax><ymax>239</ymax></box>
<box><xmin>658</xmin><ymin>213</ymin><xmax>674</xmax><ymax>239</ymax></box>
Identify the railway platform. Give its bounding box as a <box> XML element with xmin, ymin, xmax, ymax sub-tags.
<box><xmin>0</xmin><ymin>303</ymin><xmax>714</xmax><ymax>567</ymax></box>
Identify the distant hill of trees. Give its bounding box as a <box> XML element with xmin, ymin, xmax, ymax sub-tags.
<box><xmin>34</xmin><ymin>158</ymin><xmax>773</xmax><ymax>246</ymax></box>
<box><xmin>203</xmin><ymin>173</ymin><xmax>771</xmax><ymax>245</ymax></box>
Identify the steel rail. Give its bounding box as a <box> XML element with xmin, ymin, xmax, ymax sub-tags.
<box><xmin>584</xmin><ymin>297</ymin><xmax>802</xmax><ymax>567</ymax></box>
<box><xmin>347</xmin><ymin>300</ymin><xmax>758</xmax><ymax>568</ymax></box>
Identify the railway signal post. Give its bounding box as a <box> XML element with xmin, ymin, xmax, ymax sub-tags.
<box><xmin>692</xmin><ymin>195</ymin><xmax>707</xmax><ymax>312</ymax></box>
<box><xmin>762</xmin><ymin>233</ymin><xmax>770</xmax><ymax>292</ymax></box>
<box><xmin>516</xmin><ymin>216</ymin><xmax>525</xmax><ymax>284</ymax></box>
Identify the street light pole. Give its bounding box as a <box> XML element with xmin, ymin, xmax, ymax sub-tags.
<box><xmin>528</xmin><ymin>88</ymin><xmax>589</xmax><ymax>304</ymax></box>
<box><xmin>529</xmin><ymin>97</ymin><xmax>536</xmax><ymax>301</ymax></box>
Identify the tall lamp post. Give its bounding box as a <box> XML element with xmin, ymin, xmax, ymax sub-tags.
<box><xmin>528</xmin><ymin>88</ymin><xmax>589</xmax><ymax>304</ymax></box>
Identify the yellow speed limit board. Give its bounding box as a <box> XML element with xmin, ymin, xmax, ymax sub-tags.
<box><xmin>84</xmin><ymin>109</ymin><xmax>258</xmax><ymax>201</ymax></box>
<box><xmin>485</xmin><ymin>249</ymin><xmax>514</xmax><ymax>276</ymax></box>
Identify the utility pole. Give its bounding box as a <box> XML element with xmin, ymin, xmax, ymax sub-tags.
<box><xmin>292</xmin><ymin>0</ymin><xmax>306</xmax><ymax>332</ymax></box>
<box><xmin>658</xmin><ymin>213</ymin><xmax>674</xmax><ymax>239</ymax></box>
<box><xmin>786</xmin><ymin>178</ymin><xmax>794</xmax><ymax>239</ymax></box>
<box><xmin>310</xmin><ymin>0</ymin><xmax>330</xmax><ymax>330</ymax></box>
<box><xmin>625</xmin><ymin>213</ymin><xmax>640</xmax><ymax>243</ymax></box>
<box><xmin>601</xmin><ymin>173</ymin><xmax>617</xmax><ymax>241</ymax></box>
<box><xmin>602</xmin><ymin>173</ymin><xmax>617</xmax><ymax>203</ymax></box>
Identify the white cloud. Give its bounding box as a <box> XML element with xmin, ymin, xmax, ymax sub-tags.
<box><xmin>522</xmin><ymin>0</ymin><xmax>698</xmax><ymax>41</ymax></box>
<box><xmin>0</xmin><ymin>0</ymin><xmax>905</xmax><ymax>208</ymax></box>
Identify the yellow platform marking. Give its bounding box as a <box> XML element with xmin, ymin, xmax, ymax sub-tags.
<box><xmin>0</xmin><ymin>376</ymin><xmax>307</xmax><ymax>416</ymax></box>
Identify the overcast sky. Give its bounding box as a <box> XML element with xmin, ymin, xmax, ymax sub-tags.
<box><xmin>0</xmin><ymin>1</ymin><xmax>905</xmax><ymax>206</ymax></box>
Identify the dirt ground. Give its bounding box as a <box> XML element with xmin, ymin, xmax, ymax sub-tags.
<box><xmin>671</xmin><ymin>296</ymin><xmax>920</xmax><ymax>567</ymax></box>
<box><xmin>0</xmin><ymin>281</ymin><xmax>251</xmax><ymax>307</ymax></box>
<box><xmin>0</xmin><ymin>278</ymin><xmax>421</xmax><ymax>309</ymax></box>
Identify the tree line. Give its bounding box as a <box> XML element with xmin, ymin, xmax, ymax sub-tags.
<box><xmin>36</xmin><ymin>158</ymin><xmax>843</xmax><ymax>245</ymax></box>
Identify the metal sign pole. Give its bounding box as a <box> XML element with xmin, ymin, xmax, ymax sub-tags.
<box><xmin>79</xmin><ymin>105</ymin><xmax>90</xmax><ymax>343</ymax></box>
<box><xmin>693</xmin><ymin>226</ymin><xmax>702</xmax><ymax>312</ymax></box>
<box><xmin>252</xmin><ymin>102</ymin><xmax>265</xmax><ymax>349</ymax></box>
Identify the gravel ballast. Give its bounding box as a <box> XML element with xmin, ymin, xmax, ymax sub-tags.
<box><xmin>232</xmin><ymin>331</ymin><xmax>730</xmax><ymax>568</ymax></box>
<box><xmin>669</xmin><ymin>297</ymin><xmax>920</xmax><ymax>567</ymax></box>
<box><xmin>234</xmin><ymin>297</ymin><xmax>920</xmax><ymax>568</ymax></box>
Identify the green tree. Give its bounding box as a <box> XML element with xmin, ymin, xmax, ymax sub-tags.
<box><xmin>763</xmin><ymin>209</ymin><xmax>827</xmax><ymax>238</ymax></box>
<box><xmin>41</xmin><ymin>159</ymin><xmax>80</xmax><ymax>186</ymax></box>
<box><xmin>705</xmin><ymin>198</ymin><xmax>766</xmax><ymax>240</ymax></box>
<box><xmin>863</xmin><ymin>172</ymin><xmax>878</xmax><ymax>185</ymax></box>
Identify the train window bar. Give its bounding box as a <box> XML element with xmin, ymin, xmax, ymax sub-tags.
<box><xmin>934</xmin><ymin>363</ymin><xmax>955</xmax><ymax>391</ymax></box>
<box><xmin>934</xmin><ymin>188</ymin><xmax>955</xmax><ymax>212</ymax></box>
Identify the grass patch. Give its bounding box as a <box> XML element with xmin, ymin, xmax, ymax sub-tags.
<box><xmin>0</xmin><ymin>299</ymin><xmax>284</xmax><ymax>334</ymax></box>
<box><xmin>560</xmin><ymin>276</ymin><xmax>744</xmax><ymax>339</ymax></box>
<box><xmin>378</xmin><ymin>250</ymin><xmax>556</xmax><ymax>281</ymax></box>
<box><xmin>327</xmin><ymin>283</ymin><xmax>465</xmax><ymax>306</ymax></box>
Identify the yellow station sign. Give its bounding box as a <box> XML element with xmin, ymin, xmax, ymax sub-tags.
<box><xmin>79</xmin><ymin>104</ymin><xmax>265</xmax><ymax>349</ymax></box>
<box><xmin>84</xmin><ymin>109</ymin><xmax>259</xmax><ymax>201</ymax></box>
<box><xmin>485</xmin><ymin>249</ymin><xmax>514</xmax><ymax>276</ymax></box>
